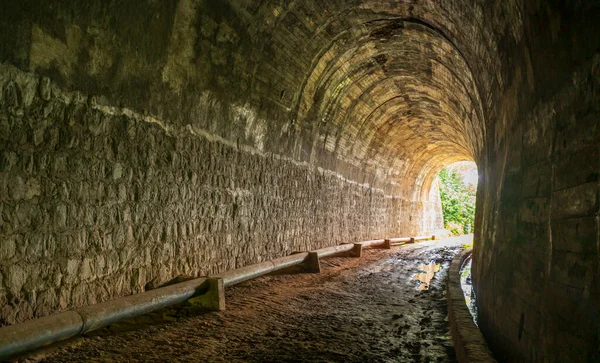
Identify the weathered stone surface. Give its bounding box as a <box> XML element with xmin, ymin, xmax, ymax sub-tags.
<box><xmin>6</xmin><ymin>264</ymin><xmax>27</xmax><ymax>294</ymax></box>
<box><xmin>0</xmin><ymin>236</ymin><xmax>15</xmax><ymax>260</ymax></box>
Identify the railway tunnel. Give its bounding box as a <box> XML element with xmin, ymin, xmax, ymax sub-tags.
<box><xmin>0</xmin><ymin>0</ymin><xmax>598</xmax><ymax>361</ymax></box>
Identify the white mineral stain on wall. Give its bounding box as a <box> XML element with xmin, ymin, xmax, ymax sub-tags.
<box><xmin>237</xmin><ymin>104</ymin><xmax>267</xmax><ymax>151</ymax></box>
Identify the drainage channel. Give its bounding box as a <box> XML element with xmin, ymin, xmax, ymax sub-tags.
<box><xmin>447</xmin><ymin>249</ymin><xmax>496</xmax><ymax>362</ymax></box>
<box><xmin>459</xmin><ymin>255</ymin><xmax>478</xmax><ymax>325</ymax></box>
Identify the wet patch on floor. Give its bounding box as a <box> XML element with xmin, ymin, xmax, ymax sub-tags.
<box><xmin>414</xmin><ymin>262</ymin><xmax>442</xmax><ymax>291</ymax></box>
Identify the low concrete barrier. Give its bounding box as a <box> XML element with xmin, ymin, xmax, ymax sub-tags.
<box><xmin>447</xmin><ymin>248</ymin><xmax>496</xmax><ymax>362</ymax></box>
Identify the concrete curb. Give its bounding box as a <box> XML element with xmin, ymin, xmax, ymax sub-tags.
<box><xmin>447</xmin><ymin>248</ymin><xmax>497</xmax><ymax>362</ymax></box>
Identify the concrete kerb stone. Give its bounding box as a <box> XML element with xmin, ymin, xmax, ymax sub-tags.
<box><xmin>187</xmin><ymin>278</ymin><xmax>225</xmax><ymax>311</ymax></box>
<box><xmin>351</xmin><ymin>243</ymin><xmax>363</xmax><ymax>258</ymax></box>
<box><xmin>304</xmin><ymin>252</ymin><xmax>321</xmax><ymax>273</ymax></box>
<box><xmin>447</xmin><ymin>248</ymin><xmax>497</xmax><ymax>363</ymax></box>
<box><xmin>383</xmin><ymin>239</ymin><xmax>392</xmax><ymax>249</ymax></box>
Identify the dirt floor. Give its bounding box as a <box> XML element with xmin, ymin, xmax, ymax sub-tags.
<box><xmin>34</xmin><ymin>236</ymin><xmax>470</xmax><ymax>363</ymax></box>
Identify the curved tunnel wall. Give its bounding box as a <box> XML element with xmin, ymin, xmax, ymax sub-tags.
<box><xmin>0</xmin><ymin>1</ymin><xmax>599</xmax><ymax>361</ymax></box>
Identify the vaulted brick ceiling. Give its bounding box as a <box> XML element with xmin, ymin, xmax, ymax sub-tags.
<box><xmin>246</xmin><ymin>0</ymin><xmax>496</xmax><ymax>197</ymax></box>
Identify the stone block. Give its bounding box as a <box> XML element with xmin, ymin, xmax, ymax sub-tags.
<box><xmin>551</xmin><ymin>217</ymin><xmax>597</xmax><ymax>253</ymax></box>
<box><xmin>187</xmin><ymin>277</ymin><xmax>225</xmax><ymax>311</ymax></box>
<box><xmin>6</xmin><ymin>264</ymin><xmax>27</xmax><ymax>293</ymax></box>
<box><xmin>552</xmin><ymin>183</ymin><xmax>598</xmax><ymax>220</ymax></box>
<box><xmin>549</xmin><ymin>251</ymin><xmax>596</xmax><ymax>290</ymax></box>
<box><xmin>520</xmin><ymin>162</ymin><xmax>551</xmax><ymax>198</ymax></box>
<box><xmin>518</xmin><ymin>197</ymin><xmax>551</xmax><ymax>224</ymax></box>
<box><xmin>8</xmin><ymin>175</ymin><xmax>25</xmax><ymax>200</ymax></box>
<box><xmin>349</xmin><ymin>243</ymin><xmax>363</xmax><ymax>258</ymax></box>
<box><xmin>0</xmin><ymin>236</ymin><xmax>16</xmax><ymax>260</ymax></box>
<box><xmin>304</xmin><ymin>252</ymin><xmax>321</xmax><ymax>273</ymax></box>
<box><xmin>554</xmin><ymin>146</ymin><xmax>599</xmax><ymax>191</ymax></box>
<box><xmin>383</xmin><ymin>239</ymin><xmax>392</xmax><ymax>249</ymax></box>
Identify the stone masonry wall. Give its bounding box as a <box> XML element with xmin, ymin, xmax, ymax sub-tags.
<box><xmin>475</xmin><ymin>56</ymin><xmax>600</xmax><ymax>362</ymax></box>
<box><xmin>472</xmin><ymin>3</ymin><xmax>600</xmax><ymax>360</ymax></box>
<box><xmin>0</xmin><ymin>64</ymin><xmax>429</xmax><ymax>325</ymax></box>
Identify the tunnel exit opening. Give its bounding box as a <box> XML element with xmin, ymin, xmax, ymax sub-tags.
<box><xmin>437</xmin><ymin>161</ymin><xmax>478</xmax><ymax>237</ymax></box>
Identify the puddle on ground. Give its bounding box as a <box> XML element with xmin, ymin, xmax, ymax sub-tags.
<box><xmin>459</xmin><ymin>257</ymin><xmax>478</xmax><ymax>325</ymax></box>
<box><xmin>413</xmin><ymin>262</ymin><xmax>441</xmax><ymax>290</ymax></box>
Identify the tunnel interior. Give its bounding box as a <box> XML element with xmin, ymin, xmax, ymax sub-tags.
<box><xmin>0</xmin><ymin>1</ymin><xmax>599</xmax><ymax>361</ymax></box>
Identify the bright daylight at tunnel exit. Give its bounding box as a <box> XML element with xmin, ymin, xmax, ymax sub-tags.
<box><xmin>0</xmin><ymin>1</ymin><xmax>598</xmax><ymax>362</ymax></box>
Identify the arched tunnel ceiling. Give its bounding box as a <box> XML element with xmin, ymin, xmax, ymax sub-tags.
<box><xmin>245</xmin><ymin>0</ymin><xmax>502</xmax><ymax>196</ymax></box>
<box><xmin>5</xmin><ymin>0</ymin><xmax>518</xmax><ymax>196</ymax></box>
<box><xmin>296</xmin><ymin>19</ymin><xmax>482</xmax><ymax>187</ymax></box>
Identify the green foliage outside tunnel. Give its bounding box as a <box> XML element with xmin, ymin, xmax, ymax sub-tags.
<box><xmin>438</xmin><ymin>163</ymin><xmax>477</xmax><ymax>235</ymax></box>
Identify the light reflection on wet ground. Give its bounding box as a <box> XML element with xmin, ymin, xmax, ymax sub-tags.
<box><xmin>414</xmin><ymin>262</ymin><xmax>442</xmax><ymax>290</ymax></box>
